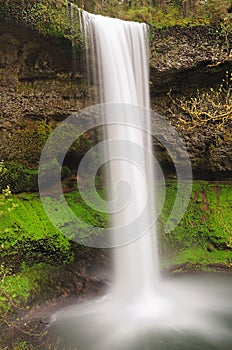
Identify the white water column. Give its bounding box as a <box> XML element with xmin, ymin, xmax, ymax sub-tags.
<box><xmin>82</xmin><ymin>12</ymin><xmax>159</xmax><ymax>301</ymax></box>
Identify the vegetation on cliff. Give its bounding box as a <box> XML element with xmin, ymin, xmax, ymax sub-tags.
<box><xmin>97</xmin><ymin>0</ymin><xmax>232</xmax><ymax>29</ymax></box>
<box><xmin>159</xmin><ymin>182</ymin><xmax>232</xmax><ymax>268</ymax></box>
<box><xmin>1</xmin><ymin>183</ymin><xmax>232</xmax><ymax>312</ymax></box>
<box><xmin>1</xmin><ymin>0</ymin><xmax>232</xmax><ymax>35</ymax></box>
<box><xmin>1</xmin><ymin>181</ymin><xmax>232</xmax><ymax>348</ymax></box>
<box><xmin>0</xmin><ymin>0</ymin><xmax>71</xmax><ymax>37</ymax></box>
<box><xmin>168</xmin><ymin>71</ymin><xmax>232</xmax><ymax>131</ymax></box>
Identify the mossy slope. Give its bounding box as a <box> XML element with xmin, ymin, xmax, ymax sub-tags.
<box><xmin>1</xmin><ymin>182</ymin><xmax>231</xmax><ymax>276</ymax></box>
<box><xmin>159</xmin><ymin>182</ymin><xmax>232</xmax><ymax>268</ymax></box>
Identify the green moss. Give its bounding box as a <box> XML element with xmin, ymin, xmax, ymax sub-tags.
<box><xmin>0</xmin><ymin>191</ymin><xmax>107</xmax><ymax>268</ymax></box>
<box><xmin>0</xmin><ymin>262</ymin><xmax>62</xmax><ymax>314</ymax></box>
<box><xmin>2</xmin><ymin>182</ymin><xmax>227</xmax><ymax>271</ymax></box>
<box><xmin>0</xmin><ymin>0</ymin><xmax>69</xmax><ymax>37</ymax></box>
<box><xmin>1</xmin><ymin>182</ymin><xmax>232</xmax><ymax>316</ymax></box>
<box><xmin>0</xmin><ymin>188</ymin><xmax>108</xmax><ymax>314</ymax></box>
<box><xmin>0</xmin><ymin>162</ymin><xmax>38</xmax><ymax>193</ymax></box>
<box><xmin>0</xmin><ymin>271</ymin><xmax>31</xmax><ymax>309</ymax></box>
<box><xmin>159</xmin><ymin>182</ymin><xmax>232</xmax><ymax>268</ymax></box>
<box><xmin>1</xmin><ymin>0</ymin><xmax>230</xmax><ymax>44</ymax></box>
<box><xmin>0</xmin><ymin>0</ymin><xmax>86</xmax><ymax>56</ymax></box>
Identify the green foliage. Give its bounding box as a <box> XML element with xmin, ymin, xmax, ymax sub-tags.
<box><xmin>0</xmin><ymin>181</ymin><xmax>232</xmax><ymax>317</ymax></box>
<box><xmin>0</xmin><ymin>162</ymin><xmax>38</xmax><ymax>193</ymax></box>
<box><xmin>0</xmin><ymin>262</ymin><xmax>60</xmax><ymax>315</ymax></box>
<box><xmin>125</xmin><ymin>5</ymin><xmax>185</xmax><ymax>28</ymax></box>
<box><xmin>3</xmin><ymin>181</ymin><xmax>229</xmax><ymax>272</ymax></box>
<box><xmin>197</xmin><ymin>0</ymin><xmax>232</xmax><ymax>26</ymax></box>
<box><xmin>0</xmin><ymin>191</ymin><xmax>107</xmax><ymax>267</ymax></box>
<box><xmin>98</xmin><ymin>2</ymin><xmax>187</xmax><ymax>28</ymax></box>
<box><xmin>16</xmin><ymin>122</ymin><xmax>52</xmax><ymax>166</ymax></box>
<box><xmin>0</xmin><ymin>0</ymin><xmax>231</xmax><ymax>48</ymax></box>
<box><xmin>0</xmin><ymin>0</ymin><xmax>70</xmax><ymax>36</ymax></box>
<box><xmin>159</xmin><ymin>182</ymin><xmax>232</xmax><ymax>267</ymax></box>
<box><xmin>61</xmin><ymin>165</ymin><xmax>71</xmax><ymax>179</ymax></box>
<box><xmin>97</xmin><ymin>0</ymin><xmax>232</xmax><ymax>28</ymax></box>
<box><xmin>0</xmin><ymin>0</ymin><xmax>219</xmax><ymax>36</ymax></box>
<box><xmin>0</xmin><ymin>161</ymin><xmax>18</xmax><ymax>217</ymax></box>
<box><xmin>0</xmin><ymin>265</ymin><xmax>28</xmax><ymax>317</ymax></box>
<box><xmin>0</xmin><ymin>194</ymin><xmax>71</xmax><ymax>265</ymax></box>
<box><xmin>0</xmin><ymin>0</ymin><xmax>86</xmax><ymax>54</ymax></box>
<box><xmin>0</xmin><ymin>189</ymin><xmax>107</xmax><ymax>313</ymax></box>
<box><xmin>71</xmin><ymin>133</ymin><xmax>93</xmax><ymax>155</ymax></box>
<box><xmin>0</xmin><ymin>264</ymin><xmax>30</xmax><ymax>312</ymax></box>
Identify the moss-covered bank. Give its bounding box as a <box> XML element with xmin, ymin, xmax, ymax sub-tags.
<box><xmin>159</xmin><ymin>182</ymin><xmax>232</xmax><ymax>268</ymax></box>
<box><xmin>1</xmin><ymin>182</ymin><xmax>232</xmax><ymax>308</ymax></box>
<box><xmin>0</xmin><ymin>181</ymin><xmax>232</xmax><ymax>347</ymax></box>
<box><xmin>0</xmin><ymin>191</ymin><xmax>107</xmax><ymax>269</ymax></box>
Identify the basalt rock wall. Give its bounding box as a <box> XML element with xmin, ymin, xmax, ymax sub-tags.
<box><xmin>0</xmin><ymin>20</ymin><xmax>231</xmax><ymax>184</ymax></box>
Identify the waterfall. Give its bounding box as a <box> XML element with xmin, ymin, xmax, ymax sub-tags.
<box><xmin>48</xmin><ymin>9</ymin><xmax>232</xmax><ymax>350</ymax></box>
<box><xmin>81</xmin><ymin>11</ymin><xmax>160</xmax><ymax>301</ymax></box>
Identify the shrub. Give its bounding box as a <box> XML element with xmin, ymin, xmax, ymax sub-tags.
<box><xmin>168</xmin><ymin>72</ymin><xmax>232</xmax><ymax>130</ymax></box>
<box><xmin>0</xmin><ymin>0</ymin><xmax>70</xmax><ymax>36</ymax></box>
<box><xmin>197</xmin><ymin>0</ymin><xmax>232</xmax><ymax>25</ymax></box>
<box><xmin>0</xmin><ymin>162</ymin><xmax>38</xmax><ymax>193</ymax></box>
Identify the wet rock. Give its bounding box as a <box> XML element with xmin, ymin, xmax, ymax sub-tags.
<box><xmin>0</xmin><ymin>20</ymin><xmax>231</xmax><ymax>180</ymax></box>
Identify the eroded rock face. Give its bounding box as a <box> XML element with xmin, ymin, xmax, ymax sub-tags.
<box><xmin>150</xmin><ymin>26</ymin><xmax>231</xmax><ymax>72</ymax></box>
<box><xmin>151</xmin><ymin>94</ymin><xmax>232</xmax><ymax>180</ymax></box>
<box><xmin>0</xmin><ymin>21</ymin><xmax>231</xmax><ymax>180</ymax></box>
<box><xmin>176</xmin><ymin>124</ymin><xmax>232</xmax><ymax>179</ymax></box>
<box><xmin>0</xmin><ymin>21</ymin><xmax>93</xmax><ymax>167</ymax></box>
<box><xmin>150</xmin><ymin>25</ymin><xmax>232</xmax><ymax>179</ymax></box>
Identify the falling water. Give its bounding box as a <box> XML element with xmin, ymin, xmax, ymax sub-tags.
<box><xmin>81</xmin><ymin>11</ymin><xmax>159</xmax><ymax>301</ymax></box>
<box><xmin>48</xmin><ymin>9</ymin><xmax>232</xmax><ymax>350</ymax></box>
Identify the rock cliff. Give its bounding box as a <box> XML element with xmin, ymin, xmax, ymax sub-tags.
<box><xmin>0</xmin><ymin>19</ymin><xmax>231</xmax><ymax>186</ymax></box>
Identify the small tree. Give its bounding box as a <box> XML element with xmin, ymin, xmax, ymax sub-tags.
<box><xmin>168</xmin><ymin>72</ymin><xmax>232</xmax><ymax>130</ymax></box>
